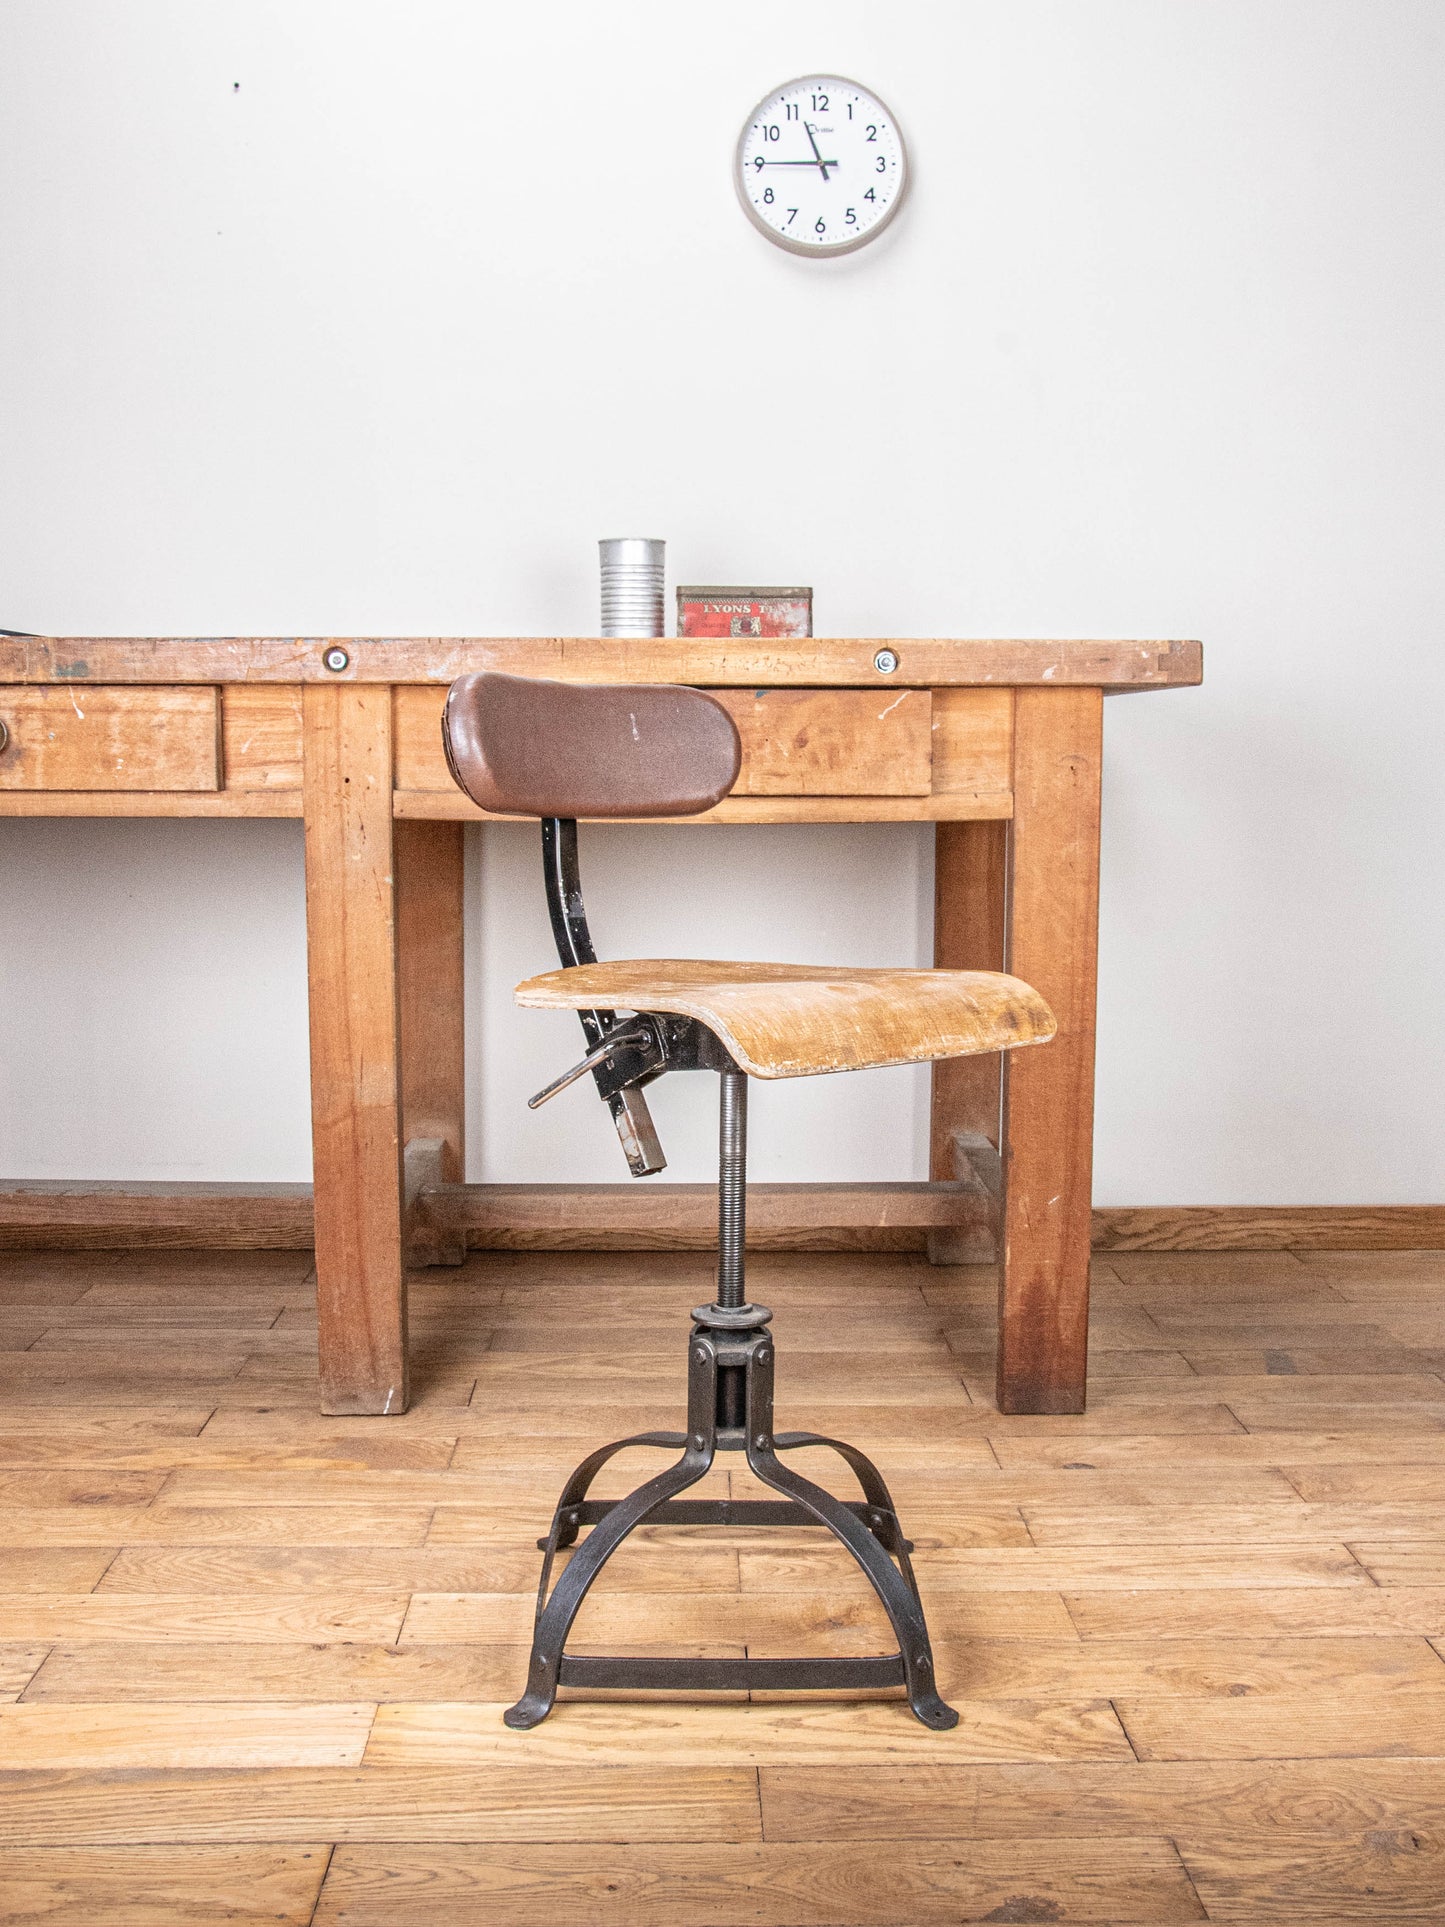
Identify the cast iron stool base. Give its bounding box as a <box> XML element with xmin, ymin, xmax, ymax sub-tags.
<box><xmin>503</xmin><ymin>1303</ymin><xmax>959</xmax><ymax>1730</ymax></box>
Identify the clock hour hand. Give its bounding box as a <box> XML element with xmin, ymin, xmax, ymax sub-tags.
<box><xmin>804</xmin><ymin>122</ymin><xmax>831</xmax><ymax>181</ymax></box>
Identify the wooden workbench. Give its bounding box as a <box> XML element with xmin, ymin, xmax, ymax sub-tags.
<box><xmin>0</xmin><ymin>635</ymin><xmax>1201</xmax><ymax>1415</ymax></box>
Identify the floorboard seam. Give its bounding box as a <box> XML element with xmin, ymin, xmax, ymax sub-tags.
<box><xmin>1167</xmin><ymin>1834</ymin><xmax>1215</xmax><ymax>1923</ymax></box>
<box><xmin>15</xmin><ymin>1646</ymin><xmax>54</xmax><ymax>1702</ymax></box>
<box><xmin>1110</xmin><ymin>1696</ymin><xmax>1143</xmax><ymax>1762</ymax></box>
<box><xmin>87</xmin><ymin>1546</ymin><xmax>122</xmax><ymax>1591</ymax></box>
<box><xmin>1057</xmin><ymin>1592</ymin><xmax>1088</xmax><ymax>1641</ymax></box>
<box><xmin>307</xmin><ymin>1842</ymin><xmax>337</xmax><ymax>1925</ymax></box>
<box><xmin>1342</xmin><ymin>1541</ymin><xmax>1383</xmax><ymax>1586</ymax></box>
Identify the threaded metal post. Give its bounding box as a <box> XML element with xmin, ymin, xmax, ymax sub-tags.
<box><xmin>716</xmin><ymin>1071</ymin><xmax>748</xmax><ymax>1310</ymax></box>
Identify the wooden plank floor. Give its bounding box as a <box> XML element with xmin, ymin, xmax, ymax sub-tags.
<box><xmin>1</xmin><ymin>1244</ymin><xmax>1444</xmax><ymax>1922</ymax></box>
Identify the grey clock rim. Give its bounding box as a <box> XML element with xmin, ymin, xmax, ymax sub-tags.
<box><xmin>734</xmin><ymin>72</ymin><xmax>911</xmax><ymax>259</ymax></box>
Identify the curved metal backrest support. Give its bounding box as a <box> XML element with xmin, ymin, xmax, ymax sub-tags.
<box><xmin>541</xmin><ymin>817</ymin><xmax>598</xmax><ymax>970</ymax></box>
<box><xmin>443</xmin><ymin>672</ymin><xmax>741</xmax><ymax>819</ymax></box>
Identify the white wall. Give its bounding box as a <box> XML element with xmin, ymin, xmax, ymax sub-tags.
<box><xmin>1</xmin><ymin>0</ymin><xmax>1442</xmax><ymax>1201</ymax></box>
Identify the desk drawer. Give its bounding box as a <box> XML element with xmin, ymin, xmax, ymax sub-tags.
<box><xmin>709</xmin><ymin>688</ymin><xmax>933</xmax><ymax>796</ymax></box>
<box><xmin>393</xmin><ymin>684</ymin><xmax>934</xmax><ymax>800</ymax></box>
<box><xmin>0</xmin><ymin>687</ymin><xmax>221</xmax><ymax>791</ymax></box>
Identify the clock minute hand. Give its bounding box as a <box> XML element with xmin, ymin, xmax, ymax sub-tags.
<box><xmin>804</xmin><ymin>121</ymin><xmax>831</xmax><ymax>181</ymax></box>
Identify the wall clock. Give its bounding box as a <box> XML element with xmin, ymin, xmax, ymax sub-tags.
<box><xmin>735</xmin><ymin>75</ymin><xmax>909</xmax><ymax>257</ymax></box>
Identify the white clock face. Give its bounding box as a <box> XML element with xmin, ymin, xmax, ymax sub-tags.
<box><xmin>736</xmin><ymin>75</ymin><xmax>908</xmax><ymax>257</ymax></box>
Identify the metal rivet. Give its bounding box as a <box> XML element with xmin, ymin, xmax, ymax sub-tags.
<box><xmin>916</xmin><ymin>1653</ymin><xmax>931</xmax><ymax>1671</ymax></box>
<box><xmin>874</xmin><ymin>648</ymin><xmax>899</xmax><ymax>674</ymax></box>
<box><xmin>757</xmin><ymin>1349</ymin><xmax>771</xmax><ymax>1365</ymax></box>
<box><xmin>692</xmin><ymin>1433</ymin><xmax>706</xmax><ymax>1450</ymax></box>
<box><xmin>754</xmin><ymin>1433</ymin><xmax>770</xmax><ymax>1449</ymax></box>
<box><xmin>694</xmin><ymin>1348</ymin><xmax>708</xmax><ymax>1364</ymax></box>
<box><xmin>322</xmin><ymin>646</ymin><xmax>350</xmax><ymax>673</ymax></box>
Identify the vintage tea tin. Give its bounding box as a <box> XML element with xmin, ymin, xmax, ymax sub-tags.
<box><xmin>676</xmin><ymin>586</ymin><xmax>813</xmax><ymax>640</ymax></box>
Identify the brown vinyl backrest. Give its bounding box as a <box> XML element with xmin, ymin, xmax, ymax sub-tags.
<box><xmin>442</xmin><ymin>672</ymin><xmax>743</xmax><ymax>819</ymax></box>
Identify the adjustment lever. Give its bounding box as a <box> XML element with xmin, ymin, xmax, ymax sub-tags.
<box><xmin>527</xmin><ymin>1021</ymin><xmax>657</xmax><ymax>1111</ymax></box>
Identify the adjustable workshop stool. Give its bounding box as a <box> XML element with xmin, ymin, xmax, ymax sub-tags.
<box><xmin>443</xmin><ymin>671</ymin><xmax>1056</xmax><ymax>1729</ymax></box>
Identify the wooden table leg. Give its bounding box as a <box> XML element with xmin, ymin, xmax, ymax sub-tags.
<box><xmin>929</xmin><ymin>818</ymin><xmax>1007</xmax><ymax>1263</ymax></box>
<box><xmin>303</xmin><ymin>684</ymin><xmax>408</xmax><ymax>1416</ymax></box>
<box><xmin>396</xmin><ymin>819</ymin><xmax>467</xmax><ymax>1266</ymax></box>
<box><xmin>997</xmin><ymin>687</ymin><xmax>1103</xmax><ymax>1415</ymax></box>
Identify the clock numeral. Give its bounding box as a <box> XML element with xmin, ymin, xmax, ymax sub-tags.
<box><xmin>763</xmin><ymin>187</ymin><xmax>774</xmax><ymax>204</ymax></box>
<box><xmin>876</xmin><ymin>155</ymin><xmax>887</xmax><ymax>172</ymax></box>
<box><xmin>815</xmin><ymin>215</ymin><xmax>827</xmax><ymax>234</ymax></box>
<box><xmin>847</xmin><ymin>102</ymin><xmax>854</xmax><ymax>118</ymax></box>
<box><xmin>845</xmin><ymin>207</ymin><xmax>857</xmax><ymax>225</ymax></box>
<box><xmin>811</xmin><ymin>91</ymin><xmax>829</xmax><ymax>111</ymax></box>
<box><xmin>864</xmin><ymin>187</ymin><xmax>876</xmax><ymax>201</ymax></box>
<box><xmin>752</xmin><ymin>155</ymin><xmax>765</xmax><ymax>171</ymax></box>
<box><xmin>763</xmin><ymin>124</ymin><xmax>781</xmax><ymax>141</ymax></box>
<box><xmin>866</xmin><ymin>125</ymin><xmax>878</xmax><ymax>141</ymax></box>
<box><xmin>784</xmin><ymin>102</ymin><xmax>799</xmax><ymax>119</ymax></box>
<box><xmin>784</xmin><ymin>208</ymin><xmax>798</xmax><ymax>226</ymax></box>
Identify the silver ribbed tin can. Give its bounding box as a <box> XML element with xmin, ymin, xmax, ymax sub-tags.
<box><xmin>599</xmin><ymin>536</ymin><xmax>665</xmax><ymax>638</ymax></box>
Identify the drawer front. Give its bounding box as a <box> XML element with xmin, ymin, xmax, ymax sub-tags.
<box><xmin>711</xmin><ymin>688</ymin><xmax>932</xmax><ymax>795</ymax></box>
<box><xmin>0</xmin><ymin>688</ymin><xmax>221</xmax><ymax>792</ymax></box>
<box><xmin>392</xmin><ymin>685</ymin><xmax>935</xmax><ymax>800</ymax></box>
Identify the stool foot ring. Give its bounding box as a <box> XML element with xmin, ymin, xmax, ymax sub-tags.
<box><xmin>504</xmin><ymin>1322</ymin><xmax>958</xmax><ymax>1733</ymax></box>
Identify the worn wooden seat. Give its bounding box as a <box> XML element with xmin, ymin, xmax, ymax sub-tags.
<box><xmin>516</xmin><ymin>958</ymin><xmax>1056</xmax><ymax>1080</ymax></box>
